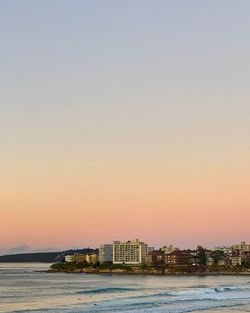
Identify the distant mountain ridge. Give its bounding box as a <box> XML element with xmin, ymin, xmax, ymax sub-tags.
<box><xmin>0</xmin><ymin>248</ymin><xmax>97</xmax><ymax>263</ymax></box>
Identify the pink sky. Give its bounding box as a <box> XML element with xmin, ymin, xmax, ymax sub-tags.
<box><xmin>1</xmin><ymin>1</ymin><xmax>250</xmax><ymax>251</ymax></box>
<box><xmin>1</xmin><ymin>147</ymin><xmax>249</xmax><ymax>250</ymax></box>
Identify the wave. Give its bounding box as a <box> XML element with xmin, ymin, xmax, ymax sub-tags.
<box><xmin>76</xmin><ymin>287</ymin><xmax>135</xmax><ymax>295</ymax></box>
<box><xmin>73</xmin><ymin>285</ymin><xmax>250</xmax><ymax>300</ymax></box>
<box><xmin>168</xmin><ymin>285</ymin><xmax>250</xmax><ymax>297</ymax></box>
<box><xmin>10</xmin><ymin>289</ymin><xmax>250</xmax><ymax>313</ymax></box>
<box><xmin>74</xmin><ymin>296</ymin><xmax>250</xmax><ymax>313</ymax></box>
<box><xmin>119</xmin><ymin>285</ymin><xmax>250</xmax><ymax>304</ymax></box>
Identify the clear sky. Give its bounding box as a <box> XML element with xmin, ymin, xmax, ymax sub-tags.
<box><xmin>0</xmin><ymin>0</ymin><xmax>249</xmax><ymax>252</ymax></box>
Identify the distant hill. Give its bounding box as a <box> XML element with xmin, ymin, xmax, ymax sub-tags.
<box><xmin>0</xmin><ymin>248</ymin><xmax>97</xmax><ymax>263</ymax></box>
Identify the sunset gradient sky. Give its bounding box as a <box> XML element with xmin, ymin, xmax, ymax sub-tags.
<box><xmin>1</xmin><ymin>0</ymin><xmax>250</xmax><ymax>252</ymax></box>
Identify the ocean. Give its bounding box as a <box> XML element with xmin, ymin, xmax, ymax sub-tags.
<box><xmin>1</xmin><ymin>263</ymin><xmax>250</xmax><ymax>313</ymax></box>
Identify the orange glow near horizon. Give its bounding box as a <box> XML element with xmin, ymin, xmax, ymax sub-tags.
<box><xmin>1</xmin><ymin>1</ymin><xmax>250</xmax><ymax>252</ymax></box>
<box><xmin>1</xmin><ymin>149</ymin><xmax>250</xmax><ymax>249</ymax></box>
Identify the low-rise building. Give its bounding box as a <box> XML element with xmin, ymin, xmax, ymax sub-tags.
<box><xmin>65</xmin><ymin>252</ymin><xmax>98</xmax><ymax>264</ymax></box>
<box><xmin>241</xmin><ymin>251</ymin><xmax>250</xmax><ymax>259</ymax></box>
<box><xmin>146</xmin><ymin>250</ymin><xmax>163</xmax><ymax>265</ymax></box>
<box><xmin>86</xmin><ymin>253</ymin><xmax>98</xmax><ymax>264</ymax></box>
<box><xmin>214</xmin><ymin>246</ymin><xmax>232</xmax><ymax>255</ymax></box>
<box><xmin>232</xmin><ymin>242</ymin><xmax>250</xmax><ymax>253</ymax></box>
<box><xmin>217</xmin><ymin>259</ymin><xmax>227</xmax><ymax>266</ymax></box>
<box><xmin>65</xmin><ymin>255</ymin><xmax>76</xmax><ymax>262</ymax></box>
<box><xmin>164</xmin><ymin>250</ymin><xmax>191</xmax><ymax>265</ymax></box>
<box><xmin>75</xmin><ymin>253</ymin><xmax>87</xmax><ymax>263</ymax></box>
<box><xmin>160</xmin><ymin>245</ymin><xmax>179</xmax><ymax>254</ymax></box>
<box><xmin>241</xmin><ymin>251</ymin><xmax>250</xmax><ymax>266</ymax></box>
<box><xmin>206</xmin><ymin>257</ymin><xmax>214</xmax><ymax>266</ymax></box>
<box><xmin>230</xmin><ymin>256</ymin><xmax>242</xmax><ymax>266</ymax></box>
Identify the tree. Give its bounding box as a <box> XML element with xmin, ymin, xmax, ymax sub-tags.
<box><xmin>196</xmin><ymin>246</ymin><xmax>207</xmax><ymax>265</ymax></box>
<box><xmin>211</xmin><ymin>250</ymin><xmax>225</xmax><ymax>265</ymax></box>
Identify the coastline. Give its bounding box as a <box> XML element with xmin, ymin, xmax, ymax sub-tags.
<box><xmin>47</xmin><ymin>268</ymin><xmax>250</xmax><ymax>276</ymax></box>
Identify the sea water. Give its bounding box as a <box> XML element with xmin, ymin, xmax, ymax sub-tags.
<box><xmin>1</xmin><ymin>263</ymin><xmax>250</xmax><ymax>313</ymax></box>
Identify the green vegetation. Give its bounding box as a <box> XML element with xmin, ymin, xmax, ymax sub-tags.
<box><xmin>196</xmin><ymin>246</ymin><xmax>207</xmax><ymax>265</ymax></box>
<box><xmin>50</xmin><ymin>261</ymin><xmax>135</xmax><ymax>272</ymax></box>
<box><xmin>210</xmin><ymin>250</ymin><xmax>225</xmax><ymax>265</ymax></box>
<box><xmin>50</xmin><ymin>260</ymin><xmax>250</xmax><ymax>274</ymax></box>
<box><xmin>50</xmin><ymin>261</ymin><xmax>91</xmax><ymax>271</ymax></box>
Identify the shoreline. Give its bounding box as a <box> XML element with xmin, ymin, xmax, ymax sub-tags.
<box><xmin>47</xmin><ymin>269</ymin><xmax>250</xmax><ymax>276</ymax></box>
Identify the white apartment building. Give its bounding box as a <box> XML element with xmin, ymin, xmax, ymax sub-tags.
<box><xmin>214</xmin><ymin>246</ymin><xmax>232</xmax><ymax>255</ymax></box>
<box><xmin>232</xmin><ymin>242</ymin><xmax>250</xmax><ymax>252</ymax></box>
<box><xmin>85</xmin><ymin>253</ymin><xmax>98</xmax><ymax>264</ymax></box>
<box><xmin>65</xmin><ymin>255</ymin><xmax>75</xmax><ymax>262</ymax></box>
<box><xmin>113</xmin><ymin>239</ymin><xmax>148</xmax><ymax>265</ymax></box>
<box><xmin>161</xmin><ymin>245</ymin><xmax>179</xmax><ymax>254</ymax></box>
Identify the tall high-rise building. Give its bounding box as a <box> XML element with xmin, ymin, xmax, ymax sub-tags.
<box><xmin>99</xmin><ymin>244</ymin><xmax>113</xmax><ymax>263</ymax></box>
<box><xmin>113</xmin><ymin>239</ymin><xmax>148</xmax><ymax>265</ymax></box>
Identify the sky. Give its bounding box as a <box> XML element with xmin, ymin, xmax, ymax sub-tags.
<box><xmin>0</xmin><ymin>0</ymin><xmax>250</xmax><ymax>253</ymax></box>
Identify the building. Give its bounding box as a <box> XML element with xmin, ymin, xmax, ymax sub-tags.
<box><xmin>230</xmin><ymin>256</ymin><xmax>242</xmax><ymax>266</ymax></box>
<box><xmin>147</xmin><ymin>247</ymin><xmax>155</xmax><ymax>253</ymax></box>
<box><xmin>75</xmin><ymin>253</ymin><xmax>87</xmax><ymax>263</ymax></box>
<box><xmin>214</xmin><ymin>246</ymin><xmax>232</xmax><ymax>255</ymax></box>
<box><xmin>65</xmin><ymin>255</ymin><xmax>75</xmax><ymax>262</ymax></box>
<box><xmin>164</xmin><ymin>250</ymin><xmax>191</xmax><ymax>265</ymax></box>
<box><xmin>241</xmin><ymin>251</ymin><xmax>250</xmax><ymax>266</ymax></box>
<box><xmin>65</xmin><ymin>253</ymin><xmax>98</xmax><ymax>264</ymax></box>
<box><xmin>86</xmin><ymin>253</ymin><xmax>98</xmax><ymax>264</ymax></box>
<box><xmin>146</xmin><ymin>250</ymin><xmax>163</xmax><ymax>265</ymax></box>
<box><xmin>206</xmin><ymin>257</ymin><xmax>214</xmax><ymax>266</ymax></box>
<box><xmin>232</xmin><ymin>242</ymin><xmax>250</xmax><ymax>253</ymax></box>
<box><xmin>161</xmin><ymin>245</ymin><xmax>179</xmax><ymax>254</ymax></box>
<box><xmin>99</xmin><ymin>244</ymin><xmax>113</xmax><ymax>263</ymax></box>
<box><xmin>218</xmin><ymin>259</ymin><xmax>227</xmax><ymax>266</ymax></box>
<box><xmin>241</xmin><ymin>251</ymin><xmax>250</xmax><ymax>259</ymax></box>
<box><xmin>113</xmin><ymin>239</ymin><xmax>148</xmax><ymax>265</ymax></box>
